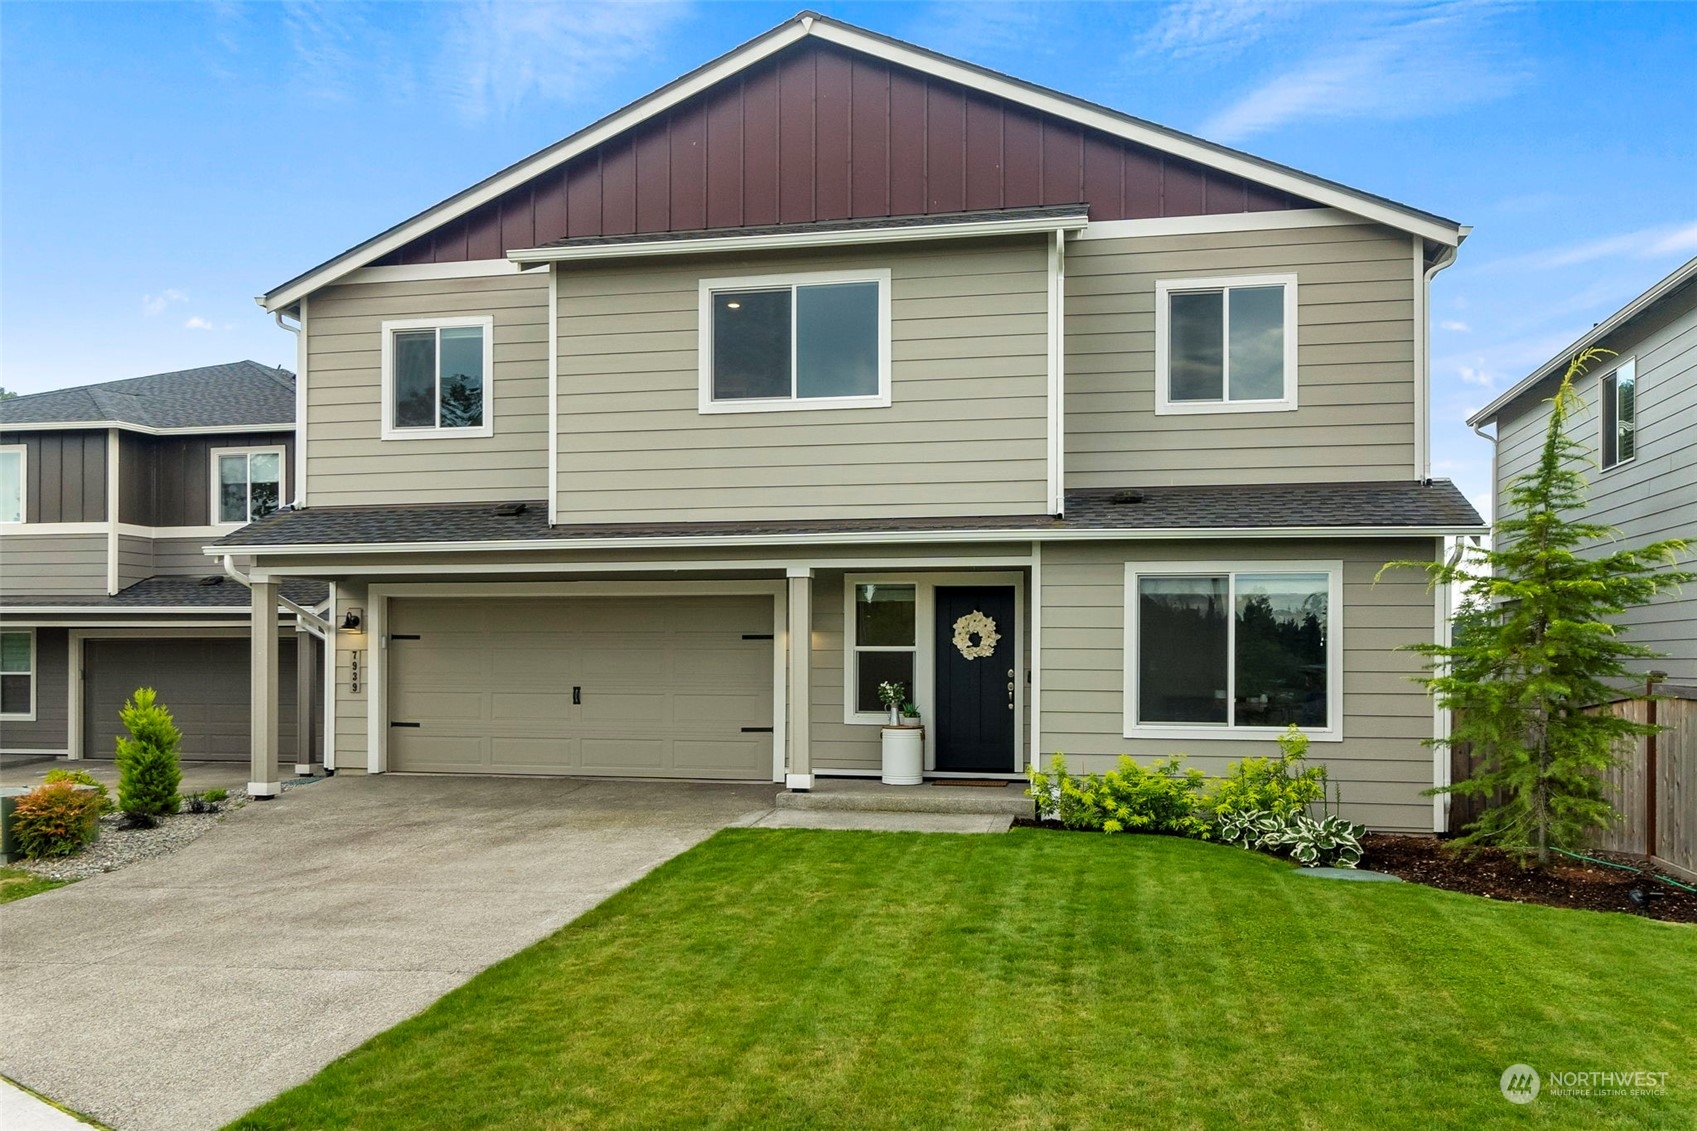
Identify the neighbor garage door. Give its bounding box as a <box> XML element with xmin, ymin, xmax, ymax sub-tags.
<box><xmin>386</xmin><ymin>595</ymin><xmax>774</xmax><ymax>779</ymax></box>
<box><xmin>83</xmin><ymin>637</ymin><xmax>312</xmax><ymax>761</ymax></box>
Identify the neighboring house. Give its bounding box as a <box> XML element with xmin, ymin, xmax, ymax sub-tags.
<box><xmin>0</xmin><ymin>361</ymin><xmax>325</xmax><ymax>770</ymax></box>
<box><xmin>1468</xmin><ymin>255</ymin><xmax>1697</xmax><ymax>683</ymax></box>
<box><xmin>224</xmin><ymin>12</ymin><xmax>1484</xmax><ymax>830</ymax></box>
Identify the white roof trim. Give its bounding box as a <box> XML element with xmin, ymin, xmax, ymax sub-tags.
<box><xmin>510</xmin><ymin>213</ymin><xmax>1088</xmax><ymax>263</ymax></box>
<box><xmin>211</xmin><ymin>523</ymin><xmax>1483</xmax><ymax>558</ymax></box>
<box><xmin>0</xmin><ymin>420</ymin><xmax>291</xmax><ymax>437</ymax></box>
<box><xmin>1468</xmin><ymin>254</ymin><xmax>1697</xmax><ymax>427</ymax></box>
<box><xmin>259</xmin><ymin>13</ymin><xmax>1462</xmax><ymax>314</ymax></box>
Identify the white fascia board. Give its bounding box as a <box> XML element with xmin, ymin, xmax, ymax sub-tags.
<box><xmin>214</xmin><ymin>523</ymin><xmax>1488</xmax><ymax>559</ymax></box>
<box><xmin>1467</xmin><ymin>254</ymin><xmax>1697</xmax><ymax>427</ymax></box>
<box><xmin>804</xmin><ymin>21</ymin><xmax>1463</xmax><ymax>247</ymax></box>
<box><xmin>0</xmin><ymin>608</ymin><xmax>260</xmax><ymax>619</ymax></box>
<box><xmin>510</xmin><ymin>214</ymin><xmax>1087</xmax><ymax>264</ymax></box>
<box><xmin>258</xmin><ymin>15</ymin><xmax>1462</xmax><ymax>314</ymax></box>
<box><xmin>258</xmin><ymin>20</ymin><xmax>812</xmax><ymax>313</ymax></box>
<box><xmin>1075</xmin><ymin>209</ymin><xmax>1359</xmax><ymax>241</ymax></box>
<box><xmin>4</xmin><ymin>420</ymin><xmax>292</xmax><ymax>437</ymax></box>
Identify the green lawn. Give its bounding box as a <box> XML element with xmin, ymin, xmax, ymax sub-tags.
<box><xmin>0</xmin><ymin>865</ymin><xmax>67</xmax><ymax>904</ymax></box>
<box><xmin>230</xmin><ymin>830</ymin><xmax>1696</xmax><ymax>1131</ymax></box>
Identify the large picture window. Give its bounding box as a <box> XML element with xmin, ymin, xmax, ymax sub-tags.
<box><xmin>699</xmin><ymin>270</ymin><xmax>891</xmax><ymax>413</ymax></box>
<box><xmin>381</xmin><ymin>316</ymin><xmax>494</xmax><ymax>439</ymax></box>
<box><xmin>1600</xmin><ymin>357</ymin><xmax>1636</xmax><ymax>469</ymax></box>
<box><xmin>1124</xmin><ymin>562</ymin><xmax>1342</xmax><ymax>740</ymax></box>
<box><xmin>212</xmin><ymin>448</ymin><xmax>284</xmax><ymax>524</ymax></box>
<box><xmin>1</xmin><ymin>629</ymin><xmax>34</xmax><ymax>719</ymax></box>
<box><xmin>1155</xmin><ymin>275</ymin><xmax>1298</xmax><ymax>415</ymax></box>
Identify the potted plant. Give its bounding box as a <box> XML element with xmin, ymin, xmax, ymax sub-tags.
<box><xmin>878</xmin><ymin>681</ymin><xmax>923</xmax><ymax>786</ymax></box>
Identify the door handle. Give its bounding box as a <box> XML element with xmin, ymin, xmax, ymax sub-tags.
<box><xmin>573</xmin><ymin>686</ymin><xmax>582</xmax><ymax>705</ymax></box>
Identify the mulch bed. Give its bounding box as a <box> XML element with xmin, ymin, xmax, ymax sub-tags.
<box><xmin>1012</xmin><ymin>819</ymin><xmax>1697</xmax><ymax>922</ymax></box>
<box><xmin>1362</xmin><ymin>834</ymin><xmax>1697</xmax><ymax>923</ymax></box>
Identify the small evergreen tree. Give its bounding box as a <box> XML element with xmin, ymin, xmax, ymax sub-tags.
<box><xmin>1386</xmin><ymin>350</ymin><xmax>1692</xmax><ymax>867</ymax></box>
<box><xmin>115</xmin><ymin>687</ymin><xmax>183</xmax><ymax>820</ymax></box>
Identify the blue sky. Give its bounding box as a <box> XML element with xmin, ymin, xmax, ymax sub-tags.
<box><xmin>3</xmin><ymin>1</ymin><xmax>1694</xmax><ymax>515</ymax></box>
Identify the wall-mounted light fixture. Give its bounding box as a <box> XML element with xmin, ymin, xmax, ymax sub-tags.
<box><xmin>341</xmin><ymin>607</ymin><xmax>364</xmax><ymax>632</ymax></box>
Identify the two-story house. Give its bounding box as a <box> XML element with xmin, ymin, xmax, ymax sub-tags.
<box><xmin>0</xmin><ymin>361</ymin><xmax>324</xmax><ymax>770</ymax></box>
<box><xmin>1468</xmin><ymin>255</ymin><xmax>1696</xmax><ymax>684</ymax></box>
<box><xmin>220</xmin><ymin>13</ymin><xmax>1484</xmax><ymax>830</ymax></box>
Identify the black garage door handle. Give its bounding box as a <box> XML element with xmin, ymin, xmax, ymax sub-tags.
<box><xmin>741</xmin><ymin>726</ymin><xmax>774</xmax><ymax>733</ymax></box>
<box><xmin>390</xmin><ymin>721</ymin><xmax>421</xmax><ymax>728</ymax></box>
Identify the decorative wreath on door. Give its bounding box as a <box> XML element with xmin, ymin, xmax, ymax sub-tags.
<box><xmin>951</xmin><ymin>610</ymin><xmax>1001</xmax><ymax>660</ymax></box>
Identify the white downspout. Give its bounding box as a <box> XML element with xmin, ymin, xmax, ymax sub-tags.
<box><xmin>275</xmin><ymin>308</ymin><xmax>305</xmax><ymax>508</ymax></box>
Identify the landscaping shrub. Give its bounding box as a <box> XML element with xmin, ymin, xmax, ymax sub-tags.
<box><xmin>1028</xmin><ymin>753</ymin><xmax>1212</xmax><ymax>836</ymax></box>
<box><xmin>11</xmin><ymin>782</ymin><xmax>102</xmax><ymax>859</ymax></box>
<box><xmin>115</xmin><ymin>687</ymin><xmax>182</xmax><ymax>820</ymax></box>
<box><xmin>1219</xmin><ymin>809</ymin><xmax>1365</xmax><ymax>868</ymax></box>
<box><xmin>1203</xmin><ymin>726</ymin><xmax>1328</xmax><ymax>820</ymax></box>
<box><xmin>43</xmin><ymin>767</ymin><xmax>114</xmax><ymax>814</ymax></box>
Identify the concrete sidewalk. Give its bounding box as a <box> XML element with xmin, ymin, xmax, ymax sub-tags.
<box><xmin>0</xmin><ymin>773</ymin><xmax>776</xmax><ymax>1131</ymax></box>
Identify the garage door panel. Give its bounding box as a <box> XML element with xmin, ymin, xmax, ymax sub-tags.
<box><xmin>673</xmin><ymin>740</ymin><xmax>766</xmax><ymax>775</ymax></box>
<box><xmin>387</xmin><ymin>595</ymin><xmax>774</xmax><ymax>778</ymax></box>
<box><xmin>581</xmin><ymin>737</ymin><xmax>665</xmax><ymax>770</ymax></box>
<box><xmin>83</xmin><ymin>637</ymin><xmax>310</xmax><ymax>762</ymax></box>
<box><xmin>491</xmin><ymin>736</ymin><xmax>578</xmax><ymax>770</ymax></box>
<box><xmin>490</xmin><ymin>690</ymin><xmax>574</xmax><ymax>720</ymax></box>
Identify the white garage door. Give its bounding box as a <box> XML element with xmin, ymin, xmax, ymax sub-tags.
<box><xmin>386</xmin><ymin>595</ymin><xmax>775</xmax><ymax>779</ymax></box>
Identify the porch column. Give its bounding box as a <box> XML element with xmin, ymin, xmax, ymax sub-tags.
<box><xmin>249</xmin><ymin>579</ymin><xmax>281</xmax><ymax>800</ymax></box>
<box><xmin>785</xmin><ymin>568</ymin><xmax>813</xmax><ymax>791</ymax></box>
<box><xmin>294</xmin><ymin>626</ymin><xmax>316</xmax><ymax>778</ymax></box>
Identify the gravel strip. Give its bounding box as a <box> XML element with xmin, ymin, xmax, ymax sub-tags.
<box><xmin>11</xmin><ymin>779</ymin><xmax>320</xmax><ymax>882</ymax></box>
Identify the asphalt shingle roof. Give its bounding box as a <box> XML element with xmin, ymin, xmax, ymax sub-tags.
<box><xmin>1</xmin><ymin>575</ymin><xmax>327</xmax><ymax>610</ymax></box>
<box><xmin>0</xmin><ymin>361</ymin><xmax>295</xmax><ymax>431</ymax></box>
<box><xmin>212</xmin><ymin>480</ymin><xmax>1484</xmax><ymax>550</ymax></box>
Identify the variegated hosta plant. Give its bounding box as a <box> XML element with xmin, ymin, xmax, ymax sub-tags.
<box><xmin>1217</xmin><ymin>809</ymin><xmax>1365</xmax><ymax>868</ymax></box>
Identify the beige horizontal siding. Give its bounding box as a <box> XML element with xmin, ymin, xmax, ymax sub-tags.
<box><xmin>304</xmin><ymin>272</ymin><xmax>550</xmax><ymax>507</ymax></box>
<box><xmin>152</xmin><ymin>537</ymin><xmax>217</xmax><ymax>577</ymax></box>
<box><xmin>1039</xmin><ymin>537</ymin><xmax>1441</xmax><ymax>833</ymax></box>
<box><xmin>1065</xmin><ymin>222</ymin><xmax>1419</xmax><ymax>487</ymax></box>
<box><xmin>1494</xmin><ymin>300</ymin><xmax>1697</xmax><ymax>681</ymax></box>
<box><xmin>0</xmin><ymin>533</ymin><xmax>109</xmax><ymax>597</ymax></box>
<box><xmin>555</xmin><ymin>239</ymin><xmax>1050</xmax><ymax>523</ymax></box>
<box><xmin>117</xmin><ymin>534</ymin><xmax>152</xmax><ymax>590</ymax></box>
<box><xmin>333</xmin><ymin>581</ymin><xmax>368</xmax><ymax>771</ymax></box>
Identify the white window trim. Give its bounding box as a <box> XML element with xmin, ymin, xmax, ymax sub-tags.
<box><xmin>379</xmin><ymin>315</ymin><xmax>496</xmax><ymax>440</ymax></box>
<box><xmin>1599</xmin><ymin>356</ymin><xmax>1637</xmax><ymax>472</ymax></box>
<box><xmin>210</xmin><ymin>446</ymin><xmax>287</xmax><ymax>527</ymax></box>
<box><xmin>843</xmin><ymin>578</ymin><xmax>921</xmax><ymax>724</ymax></box>
<box><xmin>841</xmin><ymin>572</ymin><xmax>1026</xmax><ymax>737</ymax></box>
<box><xmin>1154</xmin><ymin>273</ymin><xmax>1299</xmax><ymax>416</ymax></box>
<box><xmin>698</xmin><ymin>268</ymin><xmax>892</xmax><ymax>414</ymax></box>
<box><xmin>0</xmin><ymin>443</ymin><xmax>25</xmax><ymax>526</ymax></box>
<box><xmin>0</xmin><ymin>627</ymin><xmax>36</xmax><ymax>721</ymax></box>
<box><xmin>1122</xmin><ymin>560</ymin><xmax>1343</xmax><ymax>742</ymax></box>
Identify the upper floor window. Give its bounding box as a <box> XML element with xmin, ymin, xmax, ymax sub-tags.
<box><xmin>1155</xmin><ymin>275</ymin><xmax>1298</xmax><ymax>415</ymax></box>
<box><xmin>213</xmin><ymin>447</ymin><xmax>283</xmax><ymax>524</ymax></box>
<box><xmin>380</xmin><ymin>316</ymin><xmax>494</xmax><ymax>439</ymax></box>
<box><xmin>1</xmin><ymin>629</ymin><xmax>33</xmax><ymax>719</ymax></box>
<box><xmin>698</xmin><ymin>269</ymin><xmax>891</xmax><ymax>413</ymax></box>
<box><xmin>1601</xmin><ymin>357</ymin><xmax>1636</xmax><ymax>469</ymax></box>
<box><xmin>1124</xmin><ymin>561</ymin><xmax>1342</xmax><ymax>741</ymax></box>
<box><xmin>0</xmin><ymin>445</ymin><xmax>22</xmax><ymax>524</ymax></box>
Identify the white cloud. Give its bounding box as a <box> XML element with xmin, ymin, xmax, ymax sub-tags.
<box><xmin>439</xmin><ymin>1</ymin><xmax>686</xmax><ymax>122</ymax></box>
<box><xmin>1137</xmin><ymin>1</ymin><xmax>1296</xmax><ymax>61</ymax></box>
<box><xmin>1199</xmin><ymin>3</ymin><xmax>1525</xmax><ymax>143</ymax></box>
<box><xmin>1440</xmin><ymin>320</ymin><xmax>1471</xmax><ymax>332</ymax></box>
<box><xmin>184</xmin><ymin>316</ymin><xmax>214</xmax><ymax>331</ymax></box>
<box><xmin>1532</xmin><ymin>220</ymin><xmax>1697</xmax><ymax>269</ymax></box>
<box><xmin>142</xmin><ymin>289</ymin><xmax>187</xmax><ymax>316</ymax></box>
<box><xmin>909</xmin><ymin>2</ymin><xmax>1055</xmax><ymax>63</ymax></box>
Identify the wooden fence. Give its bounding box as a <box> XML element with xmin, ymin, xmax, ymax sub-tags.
<box><xmin>1447</xmin><ymin>685</ymin><xmax>1697</xmax><ymax>880</ymax></box>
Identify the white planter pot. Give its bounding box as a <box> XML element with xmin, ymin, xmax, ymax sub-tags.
<box><xmin>881</xmin><ymin>725</ymin><xmax>924</xmax><ymax>786</ymax></box>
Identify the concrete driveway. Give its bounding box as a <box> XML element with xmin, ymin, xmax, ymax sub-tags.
<box><xmin>0</xmin><ymin>774</ymin><xmax>777</xmax><ymax>1131</ymax></box>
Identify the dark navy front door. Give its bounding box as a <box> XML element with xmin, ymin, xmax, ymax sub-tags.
<box><xmin>932</xmin><ymin>586</ymin><xmax>1017</xmax><ymax>773</ymax></box>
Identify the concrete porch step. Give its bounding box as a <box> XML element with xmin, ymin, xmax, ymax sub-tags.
<box><xmin>778</xmin><ymin>778</ymin><xmax>1034</xmax><ymax>817</ymax></box>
